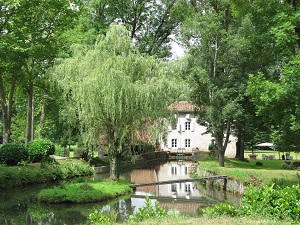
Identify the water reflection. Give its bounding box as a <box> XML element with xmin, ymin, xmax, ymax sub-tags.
<box><xmin>0</xmin><ymin>160</ymin><xmax>240</xmax><ymax>225</ymax></box>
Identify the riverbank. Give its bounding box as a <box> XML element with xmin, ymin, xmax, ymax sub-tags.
<box><xmin>0</xmin><ymin>159</ymin><xmax>94</xmax><ymax>189</ymax></box>
<box><xmin>197</xmin><ymin>155</ymin><xmax>300</xmax><ymax>194</ymax></box>
<box><xmin>38</xmin><ymin>180</ymin><xmax>133</xmax><ymax>203</ymax></box>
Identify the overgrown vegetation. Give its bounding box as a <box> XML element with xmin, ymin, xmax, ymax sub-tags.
<box><xmin>38</xmin><ymin>180</ymin><xmax>133</xmax><ymax>203</ymax></box>
<box><xmin>128</xmin><ymin>196</ymin><xmax>170</xmax><ymax>222</ymax></box>
<box><xmin>202</xmin><ymin>184</ymin><xmax>300</xmax><ymax>223</ymax></box>
<box><xmin>89</xmin><ymin>210</ymin><xmax>118</xmax><ymax>224</ymax></box>
<box><xmin>0</xmin><ymin>159</ymin><xmax>94</xmax><ymax>189</ymax></box>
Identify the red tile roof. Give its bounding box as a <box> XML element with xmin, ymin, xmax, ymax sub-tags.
<box><xmin>169</xmin><ymin>101</ymin><xmax>198</xmax><ymax>112</ymax></box>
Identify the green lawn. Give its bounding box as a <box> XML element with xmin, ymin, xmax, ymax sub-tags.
<box><xmin>199</xmin><ymin>156</ymin><xmax>300</xmax><ymax>186</ymax></box>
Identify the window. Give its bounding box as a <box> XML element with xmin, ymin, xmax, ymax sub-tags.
<box><xmin>185</xmin><ymin>139</ymin><xmax>190</xmax><ymax>148</ymax></box>
<box><xmin>171</xmin><ymin>166</ymin><xmax>177</xmax><ymax>175</ymax></box>
<box><xmin>171</xmin><ymin>183</ymin><xmax>177</xmax><ymax>192</ymax></box>
<box><xmin>171</xmin><ymin>139</ymin><xmax>177</xmax><ymax>148</ymax></box>
<box><xmin>185</xmin><ymin>183</ymin><xmax>191</xmax><ymax>192</ymax></box>
<box><xmin>185</xmin><ymin>166</ymin><xmax>189</xmax><ymax>175</ymax></box>
<box><xmin>185</xmin><ymin>121</ymin><xmax>191</xmax><ymax>130</ymax></box>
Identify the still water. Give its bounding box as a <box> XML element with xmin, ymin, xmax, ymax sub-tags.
<box><xmin>0</xmin><ymin>160</ymin><xmax>241</xmax><ymax>225</ymax></box>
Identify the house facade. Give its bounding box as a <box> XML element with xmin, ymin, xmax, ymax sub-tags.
<box><xmin>160</xmin><ymin>101</ymin><xmax>237</xmax><ymax>155</ymax></box>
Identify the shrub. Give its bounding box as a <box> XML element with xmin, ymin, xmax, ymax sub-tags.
<box><xmin>241</xmin><ymin>184</ymin><xmax>300</xmax><ymax>222</ymax></box>
<box><xmin>89</xmin><ymin>210</ymin><xmax>118</xmax><ymax>224</ymax></box>
<box><xmin>27</xmin><ymin>139</ymin><xmax>55</xmax><ymax>162</ymax></box>
<box><xmin>0</xmin><ymin>143</ymin><xmax>27</xmax><ymax>166</ymax></box>
<box><xmin>128</xmin><ymin>196</ymin><xmax>168</xmax><ymax>222</ymax></box>
<box><xmin>201</xmin><ymin>201</ymin><xmax>240</xmax><ymax>217</ymax></box>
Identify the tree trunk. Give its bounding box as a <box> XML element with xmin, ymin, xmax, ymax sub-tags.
<box><xmin>218</xmin><ymin>149</ymin><xmax>225</xmax><ymax>167</ymax></box>
<box><xmin>215</xmin><ymin>132</ymin><xmax>225</xmax><ymax>167</ymax></box>
<box><xmin>235</xmin><ymin>132</ymin><xmax>245</xmax><ymax>160</ymax></box>
<box><xmin>38</xmin><ymin>103</ymin><xmax>45</xmax><ymax>138</ymax></box>
<box><xmin>215</xmin><ymin>122</ymin><xmax>231</xmax><ymax>167</ymax></box>
<box><xmin>0</xmin><ymin>70</ymin><xmax>18</xmax><ymax>144</ymax></box>
<box><xmin>110</xmin><ymin>153</ymin><xmax>121</xmax><ymax>181</ymax></box>
<box><xmin>25</xmin><ymin>82</ymin><xmax>34</xmax><ymax>144</ymax></box>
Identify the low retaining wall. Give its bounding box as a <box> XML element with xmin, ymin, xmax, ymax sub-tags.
<box><xmin>197</xmin><ymin>168</ymin><xmax>246</xmax><ymax>195</ymax></box>
<box><xmin>94</xmin><ymin>151</ymin><xmax>168</xmax><ymax>174</ymax></box>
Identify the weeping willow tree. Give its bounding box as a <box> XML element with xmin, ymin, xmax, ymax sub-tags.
<box><xmin>52</xmin><ymin>24</ymin><xmax>184</xmax><ymax>180</ymax></box>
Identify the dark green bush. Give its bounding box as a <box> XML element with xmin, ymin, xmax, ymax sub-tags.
<box><xmin>255</xmin><ymin>161</ymin><xmax>263</xmax><ymax>166</ymax></box>
<box><xmin>0</xmin><ymin>143</ymin><xmax>27</xmax><ymax>166</ymax></box>
<box><xmin>241</xmin><ymin>184</ymin><xmax>300</xmax><ymax>222</ymax></box>
<box><xmin>27</xmin><ymin>139</ymin><xmax>55</xmax><ymax>162</ymax></box>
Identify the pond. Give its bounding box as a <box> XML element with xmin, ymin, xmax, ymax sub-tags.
<box><xmin>0</xmin><ymin>159</ymin><xmax>241</xmax><ymax>225</ymax></box>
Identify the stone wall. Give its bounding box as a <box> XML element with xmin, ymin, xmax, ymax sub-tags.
<box><xmin>197</xmin><ymin>168</ymin><xmax>246</xmax><ymax>195</ymax></box>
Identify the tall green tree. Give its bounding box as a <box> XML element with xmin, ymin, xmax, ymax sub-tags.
<box><xmin>248</xmin><ymin>55</ymin><xmax>300</xmax><ymax>153</ymax></box>
<box><xmin>71</xmin><ymin>0</ymin><xmax>189</xmax><ymax>58</ymax></box>
<box><xmin>0</xmin><ymin>1</ymin><xmax>26</xmax><ymax>143</ymax></box>
<box><xmin>0</xmin><ymin>0</ymin><xmax>78</xmax><ymax>144</ymax></box>
<box><xmin>180</xmin><ymin>0</ymin><xmax>249</xmax><ymax>166</ymax></box>
<box><xmin>241</xmin><ymin>0</ymin><xmax>300</xmax><ymax>152</ymax></box>
<box><xmin>52</xmin><ymin>24</ymin><xmax>185</xmax><ymax>180</ymax></box>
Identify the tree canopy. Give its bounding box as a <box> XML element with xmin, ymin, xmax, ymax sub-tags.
<box><xmin>52</xmin><ymin>24</ymin><xmax>186</xmax><ymax>179</ymax></box>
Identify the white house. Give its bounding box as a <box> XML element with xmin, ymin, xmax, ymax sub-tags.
<box><xmin>160</xmin><ymin>101</ymin><xmax>236</xmax><ymax>156</ymax></box>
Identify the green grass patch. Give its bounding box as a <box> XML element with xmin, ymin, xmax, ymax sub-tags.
<box><xmin>199</xmin><ymin>157</ymin><xmax>300</xmax><ymax>186</ymax></box>
<box><xmin>38</xmin><ymin>180</ymin><xmax>133</xmax><ymax>203</ymax></box>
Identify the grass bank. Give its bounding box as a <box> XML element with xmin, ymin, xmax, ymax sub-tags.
<box><xmin>198</xmin><ymin>156</ymin><xmax>300</xmax><ymax>186</ymax></box>
<box><xmin>0</xmin><ymin>159</ymin><xmax>94</xmax><ymax>189</ymax></box>
<box><xmin>38</xmin><ymin>180</ymin><xmax>133</xmax><ymax>203</ymax></box>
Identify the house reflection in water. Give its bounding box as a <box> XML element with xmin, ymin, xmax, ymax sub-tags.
<box><xmin>130</xmin><ymin>160</ymin><xmax>202</xmax><ymax>199</ymax></box>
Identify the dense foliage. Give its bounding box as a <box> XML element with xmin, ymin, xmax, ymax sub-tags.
<box><xmin>128</xmin><ymin>196</ymin><xmax>170</xmax><ymax>222</ymax></box>
<box><xmin>0</xmin><ymin>143</ymin><xmax>27</xmax><ymax>166</ymax></box>
<box><xmin>27</xmin><ymin>139</ymin><xmax>55</xmax><ymax>162</ymax></box>
<box><xmin>202</xmin><ymin>184</ymin><xmax>300</xmax><ymax>223</ymax></box>
<box><xmin>241</xmin><ymin>184</ymin><xmax>300</xmax><ymax>222</ymax></box>
<box><xmin>53</xmin><ymin>24</ymin><xmax>186</xmax><ymax>180</ymax></box>
<box><xmin>0</xmin><ymin>159</ymin><xmax>94</xmax><ymax>189</ymax></box>
<box><xmin>1</xmin><ymin>0</ymin><xmax>300</xmax><ymax>169</ymax></box>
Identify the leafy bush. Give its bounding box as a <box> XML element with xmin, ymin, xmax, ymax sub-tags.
<box><xmin>201</xmin><ymin>201</ymin><xmax>240</xmax><ymax>217</ymax></box>
<box><xmin>27</xmin><ymin>139</ymin><xmax>55</xmax><ymax>162</ymax></box>
<box><xmin>0</xmin><ymin>143</ymin><xmax>27</xmax><ymax>166</ymax></box>
<box><xmin>89</xmin><ymin>210</ymin><xmax>118</xmax><ymax>224</ymax></box>
<box><xmin>129</xmin><ymin>196</ymin><xmax>168</xmax><ymax>222</ymax></box>
<box><xmin>241</xmin><ymin>184</ymin><xmax>300</xmax><ymax>222</ymax></box>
